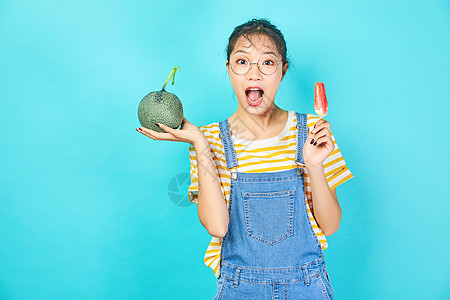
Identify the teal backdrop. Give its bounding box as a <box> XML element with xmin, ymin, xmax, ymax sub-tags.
<box><xmin>1</xmin><ymin>0</ymin><xmax>449</xmax><ymax>299</ymax></box>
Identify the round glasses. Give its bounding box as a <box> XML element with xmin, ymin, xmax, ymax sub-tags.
<box><xmin>229</xmin><ymin>54</ymin><xmax>283</xmax><ymax>75</ymax></box>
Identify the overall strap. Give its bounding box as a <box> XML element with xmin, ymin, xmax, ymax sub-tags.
<box><xmin>218</xmin><ymin>118</ymin><xmax>239</xmax><ymax>170</ymax></box>
<box><xmin>295</xmin><ymin>112</ymin><xmax>308</xmax><ymax>175</ymax></box>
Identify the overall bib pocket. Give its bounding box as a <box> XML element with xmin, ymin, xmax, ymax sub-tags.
<box><xmin>242</xmin><ymin>190</ymin><xmax>295</xmax><ymax>245</ymax></box>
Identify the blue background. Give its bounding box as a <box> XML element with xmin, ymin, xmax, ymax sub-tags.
<box><xmin>1</xmin><ymin>0</ymin><xmax>449</xmax><ymax>299</ymax></box>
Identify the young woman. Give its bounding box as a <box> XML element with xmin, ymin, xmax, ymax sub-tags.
<box><xmin>137</xmin><ymin>18</ymin><xmax>353</xmax><ymax>300</ymax></box>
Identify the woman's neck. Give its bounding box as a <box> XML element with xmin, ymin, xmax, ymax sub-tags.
<box><xmin>228</xmin><ymin>105</ymin><xmax>288</xmax><ymax>141</ymax></box>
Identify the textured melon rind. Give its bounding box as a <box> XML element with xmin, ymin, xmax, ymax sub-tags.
<box><xmin>138</xmin><ymin>90</ymin><xmax>183</xmax><ymax>132</ymax></box>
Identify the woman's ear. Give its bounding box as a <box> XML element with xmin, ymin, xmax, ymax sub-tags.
<box><xmin>281</xmin><ymin>63</ymin><xmax>289</xmax><ymax>80</ymax></box>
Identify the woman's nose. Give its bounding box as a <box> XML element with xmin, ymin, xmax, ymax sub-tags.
<box><xmin>245</xmin><ymin>63</ymin><xmax>263</xmax><ymax>80</ymax></box>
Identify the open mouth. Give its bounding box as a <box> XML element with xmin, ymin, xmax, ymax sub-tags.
<box><xmin>245</xmin><ymin>87</ymin><xmax>264</xmax><ymax>105</ymax></box>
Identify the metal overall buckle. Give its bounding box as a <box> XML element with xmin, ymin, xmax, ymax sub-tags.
<box><xmin>230</xmin><ymin>168</ymin><xmax>238</xmax><ymax>180</ymax></box>
<box><xmin>296</xmin><ymin>162</ymin><xmax>304</xmax><ymax>176</ymax></box>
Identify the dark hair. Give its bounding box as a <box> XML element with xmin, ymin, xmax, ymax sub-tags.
<box><xmin>226</xmin><ymin>18</ymin><xmax>288</xmax><ymax>67</ymax></box>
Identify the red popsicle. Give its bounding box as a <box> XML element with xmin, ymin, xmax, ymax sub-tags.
<box><xmin>314</xmin><ymin>82</ymin><xmax>328</xmax><ymax>119</ymax></box>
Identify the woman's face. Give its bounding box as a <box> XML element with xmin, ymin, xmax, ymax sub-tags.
<box><xmin>227</xmin><ymin>34</ymin><xmax>287</xmax><ymax>115</ymax></box>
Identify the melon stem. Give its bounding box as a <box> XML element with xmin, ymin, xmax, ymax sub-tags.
<box><xmin>162</xmin><ymin>66</ymin><xmax>181</xmax><ymax>91</ymax></box>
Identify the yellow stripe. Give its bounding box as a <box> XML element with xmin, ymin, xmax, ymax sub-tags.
<box><xmin>243</xmin><ymin>164</ymin><xmax>297</xmax><ymax>173</ymax></box>
<box><xmin>205</xmin><ymin>249</ymin><xmax>220</xmax><ymax>254</ymax></box>
<box><xmin>213</xmin><ymin>260</ymin><xmax>220</xmax><ymax>274</ymax></box>
<box><xmin>207</xmin><ymin>129</ymin><xmax>220</xmax><ymax>134</ymax></box>
<box><xmin>327</xmin><ymin>166</ymin><xmax>347</xmax><ymax>182</ymax></box>
<box><xmin>323</xmin><ymin>156</ymin><xmax>344</xmax><ymax>170</ymax></box>
<box><xmin>330</xmin><ymin>172</ymin><xmax>354</xmax><ymax>190</ymax></box>
<box><xmin>203</xmin><ymin>139</ymin><xmax>225</xmax><ymax>150</ymax></box>
<box><xmin>202</xmin><ymin>135</ymin><xmax>222</xmax><ymax>143</ymax></box>
<box><xmin>237</xmin><ymin>157</ymin><xmax>297</xmax><ymax>169</ymax></box>
<box><xmin>303</xmin><ymin>162</ymin><xmax>348</xmax><ymax>187</ymax></box>
<box><xmin>200</xmin><ymin>156</ymin><xmax>345</xmax><ymax>178</ymax></box>
<box><xmin>238</xmin><ymin>149</ymin><xmax>296</xmax><ymax>160</ymax></box>
<box><xmin>206</xmin><ymin>257</ymin><xmax>216</xmax><ymax>267</ymax></box>
<box><xmin>326</xmin><ymin>148</ymin><xmax>341</xmax><ymax>158</ymax></box>
<box><xmin>200</xmin><ymin>124</ymin><xmax>219</xmax><ymax>130</ymax></box>
<box><xmin>234</xmin><ymin>143</ymin><xmax>295</xmax><ymax>152</ymax></box>
<box><xmin>211</xmin><ymin>156</ymin><xmax>227</xmax><ymax>165</ymax></box>
<box><xmin>192</xmin><ymin>147</ymin><xmax>343</xmax><ymax>175</ymax></box>
<box><xmin>204</xmin><ymin>256</ymin><xmax>215</xmax><ymax>264</ymax></box>
<box><xmin>203</xmin><ymin>254</ymin><xmax>217</xmax><ymax>262</ymax></box>
<box><xmin>279</xmin><ymin>133</ymin><xmax>298</xmax><ymax>141</ymax></box>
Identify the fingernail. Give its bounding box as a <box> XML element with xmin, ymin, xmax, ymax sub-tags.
<box><xmin>155</xmin><ymin>123</ymin><xmax>160</xmax><ymax>127</ymax></box>
<box><xmin>310</xmin><ymin>139</ymin><xmax>315</xmax><ymax>144</ymax></box>
<box><xmin>314</xmin><ymin>123</ymin><xmax>317</xmax><ymax>128</ymax></box>
<box><xmin>314</xmin><ymin>141</ymin><xmax>317</xmax><ymax>146</ymax></box>
<box><xmin>137</xmin><ymin>128</ymin><xmax>142</xmax><ymax>132</ymax></box>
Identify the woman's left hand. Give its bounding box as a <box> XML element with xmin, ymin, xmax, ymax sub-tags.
<box><xmin>302</xmin><ymin>119</ymin><xmax>335</xmax><ymax>168</ymax></box>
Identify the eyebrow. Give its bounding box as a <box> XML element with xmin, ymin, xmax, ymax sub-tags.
<box><xmin>234</xmin><ymin>50</ymin><xmax>278</xmax><ymax>56</ymax></box>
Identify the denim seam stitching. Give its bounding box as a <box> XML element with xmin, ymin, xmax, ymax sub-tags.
<box><xmin>221</xmin><ymin>256</ymin><xmax>324</xmax><ymax>271</ymax></box>
<box><xmin>233</xmin><ymin>176</ymin><xmax>298</xmax><ymax>183</ymax></box>
<box><xmin>273</xmin><ymin>283</ymin><xmax>278</xmax><ymax>300</ymax></box>
<box><xmin>220</xmin><ymin>264</ymin><xmax>325</xmax><ymax>283</ymax></box>
<box><xmin>323</xmin><ymin>268</ymin><xmax>334</xmax><ymax>297</ymax></box>
<box><xmin>318</xmin><ymin>274</ymin><xmax>331</xmax><ymax>300</ymax></box>
<box><xmin>218</xmin><ymin>181</ymin><xmax>234</xmax><ymax>277</ymax></box>
<box><xmin>220</xmin><ymin>271</ymin><xmax>321</xmax><ymax>285</ymax></box>
<box><xmin>299</xmin><ymin>183</ymin><xmax>323</xmax><ymax>250</ymax></box>
<box><xmin>242</xmin><ymin>190</ymin><xmax>295</xmax><ymax>197</ymax></box>
<box><xmin>217</xmin><ymin>278</ymin><xmax>227</xmax><ymax>300</ymax></box>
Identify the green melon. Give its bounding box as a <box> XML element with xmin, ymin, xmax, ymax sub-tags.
<box><xmin>138</xmin><ymin>66</ymin><xmax>183</xmax><ymax>133</ymax></box>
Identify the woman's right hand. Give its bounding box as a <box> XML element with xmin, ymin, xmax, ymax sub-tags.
<box><xmin>136</xmin><ymin>116</ymin><xmax>204</xmax><ymax>146</ymax></box>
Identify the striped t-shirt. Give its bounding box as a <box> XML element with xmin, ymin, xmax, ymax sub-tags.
<box><xmin>188</xmin><ymin>110</ymin><xmax>354</xmax><ymax>278</ymax></box>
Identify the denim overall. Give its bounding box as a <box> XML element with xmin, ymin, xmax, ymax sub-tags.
<box><xmin>213</xmin><ymin>112</ymin><xmax>334</xmax><ymax>300</ymax></box>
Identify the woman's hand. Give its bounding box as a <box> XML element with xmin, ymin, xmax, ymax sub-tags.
<box><xmin>136</xmin><ymin>116</ymin><xmax>204</xmax><ymax>146</ymax></box>
<box><xmin>302</xmin><ymin>118</ymin><xmax>335</xmax><ymax>168</ymax></box>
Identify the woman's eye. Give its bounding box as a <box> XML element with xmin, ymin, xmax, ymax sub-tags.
<box><xmin>237</xmin><ymin>59</ymin><xmax>247</xmax><ymax>65</ymax></box>
<box><xmin>262</xmin><ymin>60</ymin><xmax>275</xmax><ymax>65</ymax></box>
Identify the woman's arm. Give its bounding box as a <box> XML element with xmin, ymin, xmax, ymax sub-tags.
<box><xmin>303</xmin><ymin>118</ymin><xmax>343</xmax><ymax>236</ymax></box>
<box><xmin>193</xmin><ymin>136</ymin><xmax>229</xmax><ymax>238</ymax></box>
<box><xmin>306</xmin><ymin>163</ymin><xmax>341</xmax><ymax>236</ymax></box>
